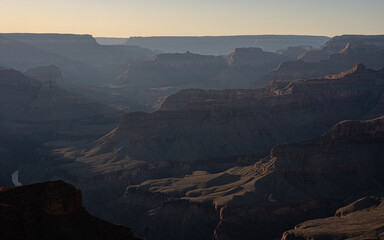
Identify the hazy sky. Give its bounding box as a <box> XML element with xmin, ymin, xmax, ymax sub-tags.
<box><xmin>1</xmin><ymin>0</ymin><xmax>383</xmax><ymax>37</ymax></box>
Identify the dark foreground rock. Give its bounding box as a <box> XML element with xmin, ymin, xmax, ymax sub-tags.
<box><xmin>0</xmin><ymin>181</ymin><xmax>141</xmax><ymax>240</ymax></box>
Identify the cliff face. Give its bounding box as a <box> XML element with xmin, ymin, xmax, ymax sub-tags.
<box><xmin>299</xmin><ymin>35</ymin><xmax>384</xmax><ymax>62</ymax></box>
<box><xmin>0</xmin><ymin>181</ymin><xmax>141</xmax><ymax>240</ymax></box>
<box><xmin>115</xmin><ymin>115</ymin><xmax>384</xmax><ymax>240</ymax></box>
<box><xmin>260</xmin><ymin>42</ymin><xmax>384</xmax><ymax>83</ymax></box>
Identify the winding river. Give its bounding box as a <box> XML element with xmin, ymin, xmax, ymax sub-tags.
<box><xmin>11</xmin><ymin>170</ymin><xmax>22</xmax><ymax>186</ymax></box>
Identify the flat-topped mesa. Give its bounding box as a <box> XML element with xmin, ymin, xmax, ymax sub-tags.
<box><xmin>226</xmin><ymin>47</ymin><xmax>294</xmax><ymax>66</ymax></box>
<box><xmin>0</xmin><ymin>181</ymin><xmax>141</xmax><ymax>240</ymax></box>
<box><xmin>1</xmin><ymin>33</ymin><xmax>98</xmax><ymax>45</ymax></box>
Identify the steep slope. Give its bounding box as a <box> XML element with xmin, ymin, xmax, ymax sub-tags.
<box><xmin>113</xmin><ymin>115</ymin><xmax>384</xmax><ymax>240</ymax></box>
<box><xmin>0</xmin><ymin>181</ymin><xmax>141</xmax><ymax>240</ymax></box>
<box><xmin>282</xmin><ymin>196</ymin><xmax>384</xmax><ymax>240</ymax></box>
<box><xmin>261</xmin><ymin>42</ymin><xmax>384</xmax><ymax>83</ymax></box>
<box><xmin>299</xmin><ymin>34</ymin><xmax>384</xmax><ymax>62</ymax></box>
<box><xmin>0</xmin><ymin>68</ymin><xmax>114</xmax><ymax>121</ymax></box>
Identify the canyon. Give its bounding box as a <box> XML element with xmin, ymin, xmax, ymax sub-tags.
<box><xmin>1</xmin><ymin>33</ymin><xmax>384</xmax><ymax>240</ymax></box>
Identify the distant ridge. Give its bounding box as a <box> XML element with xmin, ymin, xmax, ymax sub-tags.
<box><xmin>96</xmin><ymin>35</ymin><xmax>330</xmax><ymax>55</ymax></box>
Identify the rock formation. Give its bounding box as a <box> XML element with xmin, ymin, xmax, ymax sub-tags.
<box><xmin>0</xmin><ymin>180</ymin><xmax>141</xmax><ymax>240</ymax></box>
<box><xmin>260</xmin><ymin>41</ymin><xmax>384</xmax><ymax>83</ymax></box>
<box><xmin>113</xmin><ymin>115</ymin><xmax>384</xmax><ymax>240</ymax></box>
<box><xmin>19</xmin><ymin>66</ymin><xmax>384</xmax><ymax>240</ymax></box>
<box><xmin>282</xmin><ymin>196</ymin><xmax>384</xmax><ymax>240</ymax></box>
<box><xmin>299</xmin><ymin>34</ymin><xmax>384</xmax><ymax>62</ymax></box>
<box><xmin>56</xmin><ymin>64</ymin><xmax>384</xmax><ymax>173</ymax></box>
<box><xmin>107</xmin><ymin>47</ymin><xmax>305</xmax><ymax>110</ymax></box>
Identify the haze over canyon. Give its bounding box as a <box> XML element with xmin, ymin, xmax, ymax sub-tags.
<box><xmin>1</xmin><ymin>24</ymin><xmax>384</xmax><ymax>240</ymax></box>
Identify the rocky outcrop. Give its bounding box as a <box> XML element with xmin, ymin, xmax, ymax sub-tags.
<box><xmin>115</xmin><ymin>115</ymin><xmax>384</xmax><ymax>240</ymax></box>
<box><xmin>299</xmin><ymin>35</ymin><xmax>384</xmax><ymax>62</ymax></box>
<box><xmin>0</xmin><ymin>181</ymin><xmax>141</xmax><ymax>240</ymax></box>
<box><xmin>282</xmin><ymin>196</ymin><xmax>384</xmax><ymax>240</ymax></box>
<box><xmin>261</xmin><ymin>42</ymin><xmax>384</xmax><ymax>82</ymax></box>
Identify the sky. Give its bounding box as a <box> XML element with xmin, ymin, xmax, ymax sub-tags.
<box><xmin>0</xmin><ymin>0</ymin><xmax>383</xmax><ymax>38</ymax></box>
